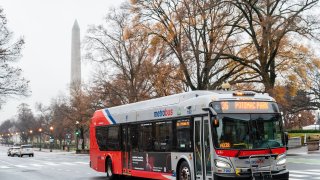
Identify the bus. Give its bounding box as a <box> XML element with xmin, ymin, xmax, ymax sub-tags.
<box><xmin>89</xmin><ymin>90</ymin><xmax>289</xmax><ymax>180</ymax></box>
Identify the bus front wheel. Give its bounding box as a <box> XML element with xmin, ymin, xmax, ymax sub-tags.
<box><xmin>106</xmin><ymin>158</ymin><xmax>114</xmax><ymax>179</ymax></box>
<box><xmin>178</xmin><ymin>161</ymin><xmax>191</xmax><ymax>180</ymax></box>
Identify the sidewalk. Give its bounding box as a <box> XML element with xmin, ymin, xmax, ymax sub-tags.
<box><xmin>33</xmin><ymin>148</ymin><xmax>76</xmax><ymax>155</ymax></box>
<box><xmin>287</xmin><ymin>145</ymin><xmax>320</xmax><ymax>156</ymax></box>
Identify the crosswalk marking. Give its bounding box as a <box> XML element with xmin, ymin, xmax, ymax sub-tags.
<box><xmin>0</xmin><ymin>161</ymin><xmax>88</xmax><ymax>169</ymax></box>
<box><xmin>60</xmin><ymin>162</ymin><xmax>76</xmax><ymax>165</ymax></box>
<box><xmin>0</xmin><ymin>166</ymin><xmax>10</xmax><ymax>169</ymax></box>
<box><xmin>290</xmin><ymin>174</ymin><xmax>308</xmax><ymax>178</ymax></box>
<box><xmin>290</xmin><ymin>170</ymin><xmax>320</xmax><ymax>180</ymax></box>
<box><xmin>14</xmin><ymin>165</ymin><xmax>27</xmax><ymax>168</ymax></box>
<box><xmin>308</xmin><ymin>170</ymin><xmax>320</xmax><ymax>173</ymax></box>
<box><xmin>44</xmin><ymin>162</ymin><xmax>59</xmax><ymax>166</ymax></box>
<box><xmin>75</xmin><ymin>162</ymin><xmax>88</xmax><ymax>165</ymax></box>
<box><xmin>290</xmin><ymin>170</ymin><xmax>320</xmax><ymax>176</ymax></box>
<box><xmin>30</xmin><ymin>164</ymin><xmax>44</xmax><ymax>167</ymax></box>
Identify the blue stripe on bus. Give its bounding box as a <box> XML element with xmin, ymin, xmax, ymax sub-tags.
<box><xmin>104</xmin><ymin>109</ymin><xmax>117</xmax><ymax>124</ymax></box>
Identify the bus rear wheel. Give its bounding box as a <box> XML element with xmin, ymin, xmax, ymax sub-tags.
<box><xmin>178</xmin><ymin>161</ymin><xmax>191</xmax><ymax>180</ymax></box>
<box><xmin>106</xmin><ymin>158</ymin><xmax>115</xmax><ymax>179</ymax></box>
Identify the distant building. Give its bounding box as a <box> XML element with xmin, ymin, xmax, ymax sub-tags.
<box><xmin>70</xmin><ymin>20</ymin><xmax>81</xmax><ymax>90</ymax></box>
<box><xmin>302</xmin><ymin>124</ymin><xmax>320</xmax><ymax>130</ymax></box>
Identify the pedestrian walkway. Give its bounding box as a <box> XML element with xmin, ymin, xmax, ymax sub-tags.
<box><xmin>287</xmin><ymin>145</ymin><xmax>320</xmax><ymax>156</ymax></box>
<box><xmin>33</xmin><ymin>148</ymin><xmax>76</xmax><ymax>154</ymax></box>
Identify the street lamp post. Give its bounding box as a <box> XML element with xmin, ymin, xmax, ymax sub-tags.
<box><xmin>38</xmin><ymin>128</ymin><xmax>42</xmax><ymax>151</ymax></box>
<box><xmin>29</xmin><ymin>130</ymin><xmax>33</xmax><ymax>145</ymax></box>
<box><xmin>298</xmin><ymin>113</ymin><xmax>302</xmax><ymax>129</ymax></box>
<box><xmin>49</xmin><ymin>126</ymin><xmax>54</xmax><ymax>152</ymax></box>
<box><xmin>75</xmin><ymin>121</ymin><xmax>79</xmax><ymax>151</ymax></box>
<box><xmin>318</xmin><ymin>110</ymin><xmax>320</xmax><ymax>131</ymax></box>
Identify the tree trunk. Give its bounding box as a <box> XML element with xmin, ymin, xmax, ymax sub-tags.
<box><xmin>80</xmin><ymin>127</ymin><xmax>85</xmax><ymax>150</ymax></box>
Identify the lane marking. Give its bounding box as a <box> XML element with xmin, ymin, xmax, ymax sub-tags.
<box><xmin>290</xmin><ymin>174</ymin><xmax>308</xmax><ymax>178</ymax></box>
<box><xmin>30</xmin><ymin>164</ymin><xmax>44</xmax><ymax>167</ymax></box>
<box><xmin>75</xmin><ymin>162</ymin><xmax>88</xmax><ymax>164</ymax></box>
<box><xmin>43</xmin><ymin>162</ymin><xmax>59</xmax><ymax>166</ymax></box>
<box><xmin>14</xmin><ymin>165</ymin><xmax>28</xmax><ymax>168</ymax></box>
<box><xmin>0</xmin><ymin>166</ymin><xmax>10</xmax><ymax>169</ymax></box>
<box><xmin>290</xmin><ymin>170</ymin><xmax>320</xmax><ymax>175</ymax></box>
<box><xmin>60</xmin><ymin>162</ymin><xmax>76</xmax><ymax>165</ymax></box>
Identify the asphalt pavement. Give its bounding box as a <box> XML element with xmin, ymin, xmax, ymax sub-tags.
<box><xmin>286</xmin><ymin>145</ymin><xmax>320</xmax><ymax>180</ymax></box>
<box><xmin>0</xmin><ymin>145</ymin><xmax>104</xmax><ymax>180</ymax></box>
<box><xmin>1</xmin><ymin>144</ymin><xmax>320</xmax><ymax>180</ymax></box>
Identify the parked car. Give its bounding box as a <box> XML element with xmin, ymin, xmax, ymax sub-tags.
<box><xmin>10</xmin><ymin>147</ymin><xmax>21</xmax><ymax>157</ymax></box>
<box><xmin>19</xmin><ymin>144</ymin><xmax>34</xmax><ymax>157</ymax></box>
<box><xmin>7</xmin><ymin>147</ymin><xmax>13</xmax><ymax>156</ymax></box>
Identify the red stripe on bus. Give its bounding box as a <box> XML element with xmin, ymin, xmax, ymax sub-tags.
<box><xmin>271</xmin><ymin>147</ymin><xmax>286</xmax><ymax>155</ymax></box>
<box><xmin>215</xmin><ymin>147</ymin><xmax>286</xmax><ymax>157</ymax></box>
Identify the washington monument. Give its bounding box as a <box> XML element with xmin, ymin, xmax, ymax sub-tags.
<box><xmin>71</xmin><ymin>20</ymin><xmax>81</xmax><ymax>89</ymax></box>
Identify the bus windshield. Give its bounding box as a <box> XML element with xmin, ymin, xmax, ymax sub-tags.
<box><xmin>212</xmin><ymin>114</ymin><xmax>284</xmax><ymax>150</ymax></box>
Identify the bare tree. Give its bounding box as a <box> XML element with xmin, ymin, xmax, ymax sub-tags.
<box><xmin>50</xmin><ymin>95</ymin><xmax>74</xmax><ymax>149</ymax></box>
<box><xmin>131</xmin><ymin>0</ymin><xmax>246</xmax><ymax>90</ymax></box>
<box><xmin>85</xmin><ymin>5</ymin><xmax>184</xmax><ymax>105</ymax></box>
<box><xmin>221</xmin><ymin>0</ymin><xmax>320</xmax><ymax>93</ymax></box>
<box><xmin>85</xmin><ymin>6</ymin><xmax>151</xmax><ymax>103</ymax></box>
<box><xmin>0</xmin><ymin>8</ymin><xmax>29</xmax><ymax>107</ymax></box>
<box><xmin>35</xmin><ymin>103</ymin><xmax>52</xmax><ymax>128</ymax></box>
<box><xmin>0</xmin><ymin>119</ymin><xmax>14</xmax><ymax>144</ymax></box>
<box><xmin>70</xmin><ymin>84</ymin><xmax>94</xmax><ymax>150</ymax></box>
<box><xmin>15</xmin><ymin>103</ymin><xmax>36</xmax><ymax>143</ymax></box>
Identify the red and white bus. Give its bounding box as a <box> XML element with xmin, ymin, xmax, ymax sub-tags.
<box><xmin>90</xmin><ymin>91</ymin><xmax>289</xmax><ymax>180</ymax></box>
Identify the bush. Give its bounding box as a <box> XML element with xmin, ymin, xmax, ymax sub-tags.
<box><xmin>287</xmin><ymin>130</ymin><xmax>320</xmax><ymax>133</ymax></box>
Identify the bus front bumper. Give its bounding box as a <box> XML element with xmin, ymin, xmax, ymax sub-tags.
<box><xmin>213</xmin><ymin>170</ymin><xmax>289</xmax><ymax>180</ymax></box>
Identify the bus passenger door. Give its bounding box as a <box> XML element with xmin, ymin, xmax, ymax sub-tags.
<box><xmin>121</xmin><ymin>125</ymin><xmax>131</xmax><ymax>175</ymax></box>
<box><xmin>194</xmin><ymin>116</ymin><xmax>213</xmax><ymax>180</ymax></box>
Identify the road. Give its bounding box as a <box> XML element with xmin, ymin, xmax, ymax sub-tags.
<box><xmin>0</xmin><ymin>145</ymin><xmax>104</xmax><ymax>180</ymax></box>
<box><xmin>1</xmin><ymin>145</ymin><xmax>320</xmax><ymax>180</ymax></box>
<box><xmin>287</xmin><ymin>154</ymin><xmax>320</xmax><ymax>180</ymax></box>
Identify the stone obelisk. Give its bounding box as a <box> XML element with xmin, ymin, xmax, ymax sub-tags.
<box><xmin>71</xmin><ymin>20</ymin><xmax>81</xmax><ymax>90</ymax></box>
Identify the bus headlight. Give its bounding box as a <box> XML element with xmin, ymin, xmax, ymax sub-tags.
<box><xmin>276</xmin><ymin>154</ymin><xmax>286</xmax><ymax>166</ymax></box>
<box><xmin>215</xmin><ymin>160</ymin><xmax>231</xmax><ymax>168</ymax></box>
<box><xmin>276</xmin><ymin>158</ymin><xmax>286</xmax><ymax>166</ymax></box>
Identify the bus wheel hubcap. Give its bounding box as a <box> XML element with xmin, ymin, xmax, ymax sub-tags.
<box><xmin>107</xmin><ymin>166</ymin><xmax>112</xmax><ymax>176</ymax></box>
<box><xmin>181</xmin><ymin>167</ymin><xmax>190</xmax><ymax>179</ymax></box>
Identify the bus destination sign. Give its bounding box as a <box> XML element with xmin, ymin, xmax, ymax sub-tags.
<box><xmin>213</xmin><ymin>101</ymin><xmax>278</xmax><ymax>113</ymax></box>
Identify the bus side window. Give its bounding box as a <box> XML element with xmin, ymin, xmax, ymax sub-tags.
<box><xmin>95</xmin><ymin>126</ymin><xmax>108</xmax><ymax>151</ymax></box>
<box><xmin>129</xmin><ymin>124</ymin><xmax>139</xmax><ymax>152</ymax></box>
<box><xmin>154</xmin><ymin>121</ymin><xmax>172</xmax><ymax>152</ymax></box>
<box><xmin>106</xmin><ymin>125</ymin><xmax>120</xmax><ymax>151</ymax></box>
<box><xmin>139</xmin><ymin>123</ymin><xmax>153</xmax><ymax>151</ymax></box>
<box><xmin>176</xmin><ymin>119</ymin><xmax>192</xmax><ymax>152</ymax></box>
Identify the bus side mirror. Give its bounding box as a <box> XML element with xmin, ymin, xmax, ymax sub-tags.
<box><xmin>212</xmin><ymin>118</ymin><xmax>219</xmax><ymax>127</ymax></box>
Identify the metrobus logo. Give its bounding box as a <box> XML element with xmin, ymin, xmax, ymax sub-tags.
<box><xmin>154</xmin><ymin>109</ymin><xmax>173</xmax><ymax>117</ymax></box>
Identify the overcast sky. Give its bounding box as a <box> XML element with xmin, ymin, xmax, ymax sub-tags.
<box><xmin>0</xmin><ymin>0</ymin><xmax>125</xmax><ymax>123</ymax></box>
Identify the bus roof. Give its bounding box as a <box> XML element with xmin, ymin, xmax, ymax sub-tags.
<box><xmin>91</xmin><ymin>90</ymin><xmax>275</xmax><ymax>126</ymax></box>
